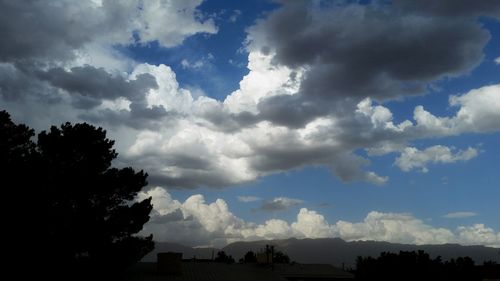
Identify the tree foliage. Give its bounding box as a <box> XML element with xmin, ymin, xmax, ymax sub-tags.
<box><xmin>355</xmin><ymin>250</ymin><xmax>481</xmax><ymax>281</ymax></box>
<box><xmin>273</xmin><ymin>250</ymin><xmax>291</xmax><ymax>264</ymax></box>
<box><xmin>214</xmin><ymin>251</ymin><xmax>235</xmax><ymax>264</ymax></box>
<box><xmin>0</xmin><ymin>110</ymin><xmax>35</xmax><ymax>176</ymax></box>
<box><xmin>242</xmin><ymin>250</ymin><xmax>257</xmax><ymax>263</ymax></box>
<box><xmin>1</xmin><ymin>110</ymin><xmax>153</xmax><ymax>278</ymax></box>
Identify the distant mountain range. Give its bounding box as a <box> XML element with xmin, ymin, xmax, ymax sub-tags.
<box><xmin>142</xmin><ymin>242</ymin><xmax>218</xmax><ymax>262</ymax></box>
<box><xmin>143</xmin><ymin>238</ymin><xmax>500</xmax><ymax>267</ymax></box>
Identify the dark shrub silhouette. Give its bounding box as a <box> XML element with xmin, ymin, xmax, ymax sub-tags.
<box><xmin>273</xmin><ymin>250</ymin><xmax>291</xmax><ymax>264</ymax></box>
<box><xmin>238</xmin><ymin>248</ymin><xmax>290</xmax><ymax>264</ymax></box>
<box><xmin>215</xmin><ymin>251</ymin><xmax>235</xmax><ymax>264</ymax></box>
<box><xmin>355</xmin><ymin>250</ymin><xmax>481</xmax><ymax>281</ymax></box>
<box><xmin>242</xmin><ymin>250</ymin><xmax>257</xmax><ymax>263</ymax></box>
<box><xmin>1</xmin><ymin>110</ymin><xmax>153</xmax><ymax>279</ymax></box>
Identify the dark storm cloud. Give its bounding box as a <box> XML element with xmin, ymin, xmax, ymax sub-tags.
<box><xmin>148</xmin><ymin>172</ymin><xmax>247</xmax><ymax>190</ymax></box>
<box><xmin>393</xmin><ymin>0</ymin><xmax>500</xmax><ymax>19</ymax></box>
<box><xmin>79</xmin><ymin>105</ymin><xmax>174</xmax><ymax>130</ymax></box>
<box><xmin>257</xmin><ymin>94</ymin><xmax>328</xmax><ymax>128</ymax></box>
<box><xmin>249</xmin><ymin>143</ymin><xmax>335</xmax><ymax>173</ymax></box>
<box><xmin>150</xmin><ymin>209</ymin><xmax>185</xmax><ymax>224</ymax></box>
<box><xmin>0</xmin><ymin>63</ymin><xmax>74</xmax><ymax>106</ymax></box>
<box><xmin>199</xmin><ymin>95</ymin><xmax>324</xmax><ymax>131</ymax></box>
<box><xmin>0</xmin><ymin>0</ymin><xmax>168</xmax><ymax>128</ymax></box>
<box><xmin>1</xmin><ymin>63</ymin><xmax>159</xmax><ymax>112</ymax></box>
<box><xmin>263</xmin><ymin>2</ymin><xmax>488</xmax><ymax>97</ymax></box>
<box><xmin>0</xmin><ymin>63</ymin><xmax>47</xmax><ymax>101</ymax></box>
<box><xmin>37</xmin><ymin>66</ymin><xmax>157</xmax><ymax>108</ymax></box>
<box><xmin>0</xmin><ymin>0</ymin><xmax>109</xmax><ymax>63</ymax></box>
<box><xmin>127</xmin><ymin>153</ymin><xmax>246</xmax><ymax>189</ymax></box>
<box><xmin>168</xmin><ymin>154</ymin><xmax>214</xmax><ymax>170</ymax></box>
<box><xmin>197</xmin><ymin>108</ymin><xmax>259</xmax><ymax>132</ymax></box>
<box><xmin>245</xmin><ymin>0</ymin><xmax>495</xmax><ymax>128</ymax></box>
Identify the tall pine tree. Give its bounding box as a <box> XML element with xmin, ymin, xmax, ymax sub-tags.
<box><xmin>1</xmin><ymin>110</ymin><xmax>154</xmax><ymax>278</ymax></box>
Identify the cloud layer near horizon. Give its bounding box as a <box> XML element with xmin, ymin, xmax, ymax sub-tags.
<box><xmin>138</xmin><ymin>187</ymin><xmax>500</xmax><ymax>248</ymax></box>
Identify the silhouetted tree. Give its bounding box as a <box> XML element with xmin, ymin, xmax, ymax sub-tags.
<box><xmin>0</xmin><ymin>110</ymin><xmax>35</xmax><ymax>167</ymax></box>
<box><xmin>355</xmin><ymin>250</ymin><xmax>480</xmax><ymax>281</ymax></box>
<box><xmin>1</xmin><ymin>111</ymin><xmax>153</xmax><ymax>279</ymax></box>
<box><xmin>273</xmin><ymin>250</ymin><xmax>290</xmax><ymax>264</ymax></box>
<box><xmin>241</xmin><ymin>251</ymin><xmax>257</xmax><ymax>263</ymax></box>
<box><xmin>214</xmin><ymin>251</ymin><xmax>235</xmax><ymax>263</ymax></box>
<box><xmin>2</xmin><ymin>110</ymin><xmax>39</xmax><ymax>272</ymax></box>
<box><xmin>1</xmin><ymin>110</ymin><xmax>36</xmax><ymax>201</ymax></box>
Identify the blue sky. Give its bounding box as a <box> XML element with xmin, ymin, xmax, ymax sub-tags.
<box><xmin>1</xmin><ymin>0</ymin><xmax>499</xmax><ymax>247</ymax></box>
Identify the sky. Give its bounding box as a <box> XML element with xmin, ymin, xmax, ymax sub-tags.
<box><xmin>1</xmin><ymin>0</ymin><xmax>499</xmax><ymax>248</ymax></box>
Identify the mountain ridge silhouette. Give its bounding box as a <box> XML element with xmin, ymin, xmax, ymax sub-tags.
<box><xmin>142</xmin><ymin>238</ymin><xmax>500</xmax><ymax>267</ymax></box>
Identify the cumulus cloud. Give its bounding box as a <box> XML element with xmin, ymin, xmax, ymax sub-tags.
<box><xmin>395</xmin><ymin>145</ymin><xmax>478</xmax><ymax>173</ymax></box>
<box><xmin>36</xmin><ymin>66</ymin><xmax>158</xmax><ymax>109</ymax></box>
<box><xmin>138</xmin><ymin>188</ymin><xmax>500</xmax><ymax>247</ymax></box>
<box><xmin>413</xmin><ymin>84</ymin><xmax>500</xmax><ymax>135</ymax></box>
<box><xmin>6</xmin><ymin>57</ymin><xmax>497</xmax><ymax>188</ymax></box>
<box><xmin>0</xmin><ymin>0</ymin><xmax>216</xmax><ymax>116</ymax></box>
<box><xmin>496</xmin><ymin>57</ymin><xmax>500</xmax><ymax>64</ymax></box>
<box><xmin>2</xmin><ymin>0</ymin><xmax>500</xmax><ymax>189</ymax></box>
<box><xmin>0</xmin><ymin>0</ymin><xmax>216</xmax><ymax>63</ymax></box>
<box><xmin>457</xmin><ymin>224</ymin><xmax>500</xmax><ymax>247</ymax></box>
<box><xmin>2</xmin><ymin>0</ymin><xmax>498</xmax><ymax>249</ymax></box>
<box><xmin>393</xmin><ymin>0</ymin><xmax>500</xmax><ymax>19</ymax></box>
<box><xmin>245</xmin><ymin>0</ymin><xmax>492</xmax><ymax>119</ymax></box>
<box><xmin>334</xmin><ymin>212</ymin><xmax>456</xmax><ymax>245</ymax></box>
<box><xmin>291</xmin><ymin>208</ymin><xmax>336</xmax><ymax>238</ymax></box>
<box><xmin>259</xmin><ymin>197</ymin><xmax>304</xmax><ymax>212</ymax></box>
<box><xmin>443</xmin><ymin>212</ymin><xmax>478</xmax><ymax>219</ymax></box>
<box><xmin>133</xmin><ymin>0</ymin><xmax>217</xmax><ymax>47</ymax></box>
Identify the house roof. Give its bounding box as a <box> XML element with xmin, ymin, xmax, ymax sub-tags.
<box><xmin>126</xmin><ymin>261</ymin><xmax>354</xmax><ymax>281</ymax></box>
<box><xmin>274</xmin><ymin>263</ymin><xmax>354</xmax><ymax>279</ymax></box>
<box><xmin>126</xmin><ymin>262</ymin><xmax>285</xmax><ymax>281</ymax></box>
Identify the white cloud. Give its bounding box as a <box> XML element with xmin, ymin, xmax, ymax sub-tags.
<box><xmin>395</xmin><ymin>145</ymin><xmax>478</xmax><ymax>172</ymax></box>
<box><xmin>119</xmin><ymin>53</ymin><xmax>391</xmax><ymax>188</ymax></box>
<box><xmin>414</xmin><ymin>84</ymin><xmax>500</xmax><ymax>135</ymax></box>
<box><xmin>3</xmin><ymin>2</ymin><xmax>500</xmax><ymax>251</ymax></box>
<box><xmin>137</xmin><ymin>187</ymin><xmax>182</xmax><ymax>216</ymax></box>
<box><xmin>131</xmin><ymin>0</ymin><xmax>217</xmax><ymax>47</ymax></box>
<box><xmin>181</xmin><ymin>59</ymin><xmax>203</xmax><ymax>69</ymax></box>
<box><xmin>291</xmin><ymin>208</ymin><xmax>336</xmax><ymax>238</ymax></box>
<box><xmin>364</xmin><ymin>172</ymin><xmax>389</xmax><ymax>185</ymax></box>
<box><xmin>335</xmin><ymin>211</ymin><xmax>456</xmax><ymax>245</ymax></box>
<box><xmin>3</xmin><ymin>1</ymin><xmax>500</xmax><ymax>189</ymax></box>
<box><xmin>138</xmin><ymin>188</ymin><xmax>500</xmax><ymax>248</ymax></box>
<box><xmin>457</xmin><ymin>224</ymin><xmax>500</xmax><ymax>248</ymax></box>
<box><xmin>181</xmin><ymin>54</ymin><xmax>215</xmax><ymax>70</ymax></box>
<box><xmin>253</xmin><ymin>219</ymin><xmax>295</xmax><ymax>240</ymax></box>
<box><xmin>5</xmin><ymin>49</ymin><xmax>497</xmax><ymax>188</ymax></box>
<box><xmin>223</xmin><ymin>51</ymin><xmax>300</xmax><ymax>114</ymax></box>
<box><xmin>0</xmin><ymin>0</ymin><xmax>216</xmax><ymax>67</ymax></box>
<box><xmin>237</xmin><ymin>196</ymin><xmax>261</xmax><ymax>203</ymax></box>
<box><xmin>443</xmin><ymin>212</ymin><xmax>478</xmax><ymax>219</ymax></box>
<box><xmin>181</xmin><ymin>194</ymin><xmax>244</xmax><ymax>234</ymax></box>
<box><xmin>229</xmin><ymin>10</ymin><xmax>242</xmax><ymax>23</ymax></box>
<box><xmin>130</xmin><ymin>63</ymin><xmax>194</xmax><ymax>113</ymax></box>
<box><xmin>495</xmin><ymin>57</ymin><xmax>500</xmax><ymax>64</ymax></box>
